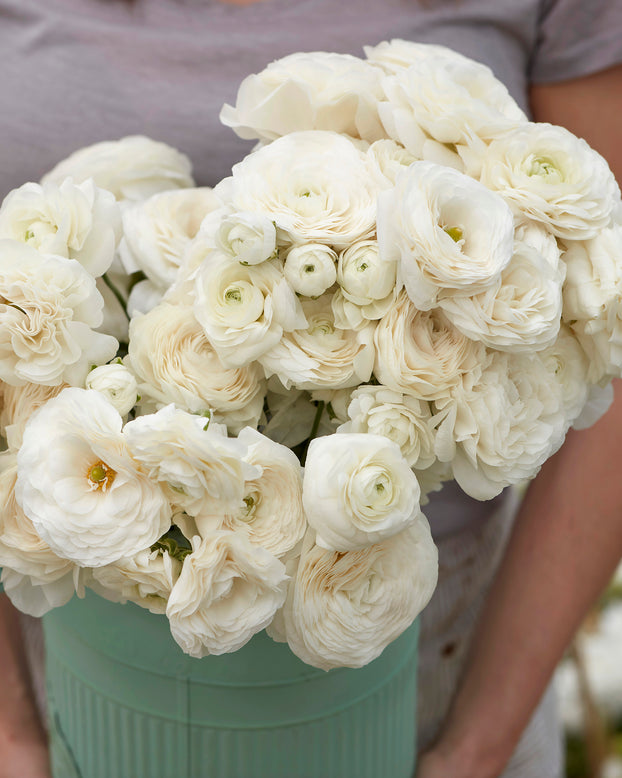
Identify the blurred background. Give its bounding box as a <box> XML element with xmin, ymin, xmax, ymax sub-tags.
<box><xmin>556</xmin><ymin>564</ymin><xmax>622</xmax><ymax>778</ymax></box>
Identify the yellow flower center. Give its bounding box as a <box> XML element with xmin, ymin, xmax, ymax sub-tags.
<box><xmin>87</xmin><ymin>461</ymin><xmax>116</xmax><ymax>491</ymax></box>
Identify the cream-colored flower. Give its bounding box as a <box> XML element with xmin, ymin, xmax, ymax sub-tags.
<box><xmin>377</xmin><ymin>162</ymin><xmax>515</xmax><ymax>310</ymax></box>
<box><xmin>303</xmin><ymin>432</ymin><xmax>421</xmax><ymax>550</ymax></box>
<box><xmin>337</xmin><ymin>239</ymin><xmax>396</xmax><ymax>305</ymax></box>
<box><xmin>124</xmin><ymin>404</ymin><xmax>259</xmax><ymax>518</ymax></box>
<box><xmin>42</xmin><ymin>135</ymin><xmax>195</xmax><ymax>201</ymax></box>
<box><xmin>339</xmin><ymin>385</ymin><xmax>437</xmax><ymax>470</ymax></box>
<box><xmin>434</xmin><ymin>351</ymin><xmax>568</xmax><ymax>499</ymax></box>
<box><xmin>376</xmin><ymin>47</ymin><xmax>526</xmax><ymax>154</ymax></box>
<box><xmin>166</xmin><ymin>531</ymin><xmax>288</xmax><ymax>657</ymax></box>
<box><xmin>259</xmin><ymin>293</ymin><xmax>375</xmax><ymax>391</ymax></box>
<box><xmin>480</xmin><ymin>123</ymin><xmax>620</xmax><ymax>239</ymax></box>
<box><xmin>90</xmin><ymin>546</ymin><xmax>181</xmax><ymax>615</ymax></box>
<box><xmin>374</xmin><ymin>291</ymin><xmax>487</xmax><ymax>401</ymax></box>
<box><xmin>0</xmin><ymin>241</ymin><xmax>118</xmax><ymax>387</ymax></box>
<box><xmin>0</xmin><ymin>178</ymin><xmax>121</xmax><ymax>277</ymax></box>
<box><xmin>196</xmin><ymin>427</ymin><xmax>306</xmax><ymax>559</ymax></box>
<box><xmin>536</xmin><ymin>326</ymin><xmax>590</xmax><ymax>423</ymax></box>
<box><xmin>15</xmin><ymin>388</ymin><xmax>172</xmax><ymax>567</ymax></box>
<box><xmin>279</xmin><ymin>520</ymin><xmax>437</xmax><ymax>670</ymax></box>
<box><xmin>215</xmin><ymin>211</ymin><xmax>278</xmax><ymax>266</ymax></box>
<box><xmin>366</xmin><ymin>139</ymin><xmax>419</xmax><ymax>189</ymax></box>
<box><xmin>0</xmin><ymin>451</ymin><xmax>79</xmax><ymax>616</ymax></box>
<box><xmin>214</xmin><ymin>131</ymin><xmax>378</xmax><ymax>250</ymax></box>
<box><xmin>128</xmin><ymin>302</ymin><xmax>265</xmax><ymax>433</ymax></box>
<box><xmin>220</xmin><ymin>51</ymin><xmax>385</xmax><ymax>143</ymax></box>
<box><xmin>439</xmin><ymin>234</ymin><xmax>564</xmax><ymax>352</ymax></box>
<box><xmin>193</xmin><ymin>252</ymin><xmax>306</xmax><ymax>367</ymax></box>
<box><xmin>364</xmin><ymin>38</ymin><xmax>472</xmax><ymax>75</ymax></box>
<box><xmin>283</xmin><ymin>244</ymin><xmax>337</xmax><ymax>297</ymax></box>
<box><xmin>0</xmin><ymin>382</ymin><xmax>66</xmax><ymax>449</ymax></box>
<box><xmin>118</xmin><ymin>188</ymin><xmax>221</xmax><ymax>289</ymax></box>
<box><xmin>85</xmin><ymin>362</ymin><xmax>139</xmax><ymax>417</ymax></box>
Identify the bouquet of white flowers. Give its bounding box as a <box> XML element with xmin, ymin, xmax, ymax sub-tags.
<box><xmin>1</xmin><ymin>40</ymin><xmax>621</xmax><ymax>675</ymax></box>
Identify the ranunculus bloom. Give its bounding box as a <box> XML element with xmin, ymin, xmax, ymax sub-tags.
<box><xmin>119</xmin><ymin>187</ymin><xmax>221</xmax><ymax>289</ymax></box>
<box><xmin>166</xmin><ymin>531</ymin><xmax>288</xmax><ymax>657</ymax></box>
<box><xmin>374</xmin><ymin>291</ymin><xmax>486</xmax><ymax>401</ymax></box>
<box><xmin>128</xmin><ymin>302</ymin><xmax>265</xmax><ymax>433</ymax></box>
<box><xmin>85</xmin><ymin>362</ymin><xmax>139</xmax><ymax>417</ymax></box>
<box><xmin>302</xmin><ymin>432</ymin><xmax>421</xmax><ymax>550</ymax></box>
<box><xmin>0</xmin><ymin>241</ymin><xmax>118</xmax><ymax>387</ymax></box>
<box><xmin>0</xmin><ymin>452</ymin><xmax>80</xmax><ymax>616</ymax></box>
<box><xmin>480</xmin><ymin>123</ymin><xmax>620</xmax><ymax>239</ymax></box>
<box><xmin>15</xmin><ymin>388</ymin><xmax>172</xmax><ymax>567</ymax></box>
<box><xmin>259</xmin><ymin>293</ymin><xmax>375</xmax><ymax>391</ymax></box>
<box><xmin>193</xmin><ymin>252</ymin><xmax>306</xmax><ymax>367</ymax></box>
<box><xmin>220</xmin><ymin>51</ymin><xmax>386</xmax><ymax>143</ymax></box>
<box><xmin>283</xmin><ymin>243</ymin><xmax>337</xmax><ymax>298</ymax></box>
<box><xmin>377</xmin><ymin>161</ymin><xmax>515</xmax><ymax>310</ymax></box>
<box><xmin>42</xmin><ymin>135</ymin><xmax>195</xmax><ymax>201</ymax></box>
<box><xmin>124</xmin><ymin>404</ymin><xmax>260</xmax><ymax>518</ymax></box>
<box><xmin>90</xmin><ymin>547</ymin><xmax>181</xmax><ymax>615</ymax></box>
<box><xmin>196</xmin><ymin>427</ymin><xmax>306</xmax><ymax>559</ymax></box>
<box><xmin>0</xmin><ymin>178</ymin><xmax>121</xmax><ymax>277</ymax></box>
<box><xmin>214</xmin><ymin>131</ymin><xmax>378</xmax><ymax>250</ymax></box>
<box><xmin>278</xmin><ymin>520</ymin><xmax>438</xmax><ymax>670</ymax></box>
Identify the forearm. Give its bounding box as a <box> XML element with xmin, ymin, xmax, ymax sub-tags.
<box><xmin>427</xmin><ymin>380</ymin><xmax>622</xmax><ymax>776</ymax></box>
<box><xmin>0</xmin><ymin>593</ymin><xmax>49</xmax><ymax>767</ymax></box>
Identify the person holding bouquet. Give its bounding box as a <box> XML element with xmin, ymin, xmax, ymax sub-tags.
<box><xmin>0</xmin><ymin>1</ymin><xmax>622</xmax><ymax>777</ymax></box>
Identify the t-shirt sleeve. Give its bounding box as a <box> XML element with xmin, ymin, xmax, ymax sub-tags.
<box><xmin>530</xmin><ymin>0</ymin><xmax>622</xmax><ymax>83</ymax></box>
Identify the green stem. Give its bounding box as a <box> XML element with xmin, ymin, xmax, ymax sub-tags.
<box><xmin>102</xmin><ymin>273</ymin><xmax>130</xmax><ymax>321</ymax></box>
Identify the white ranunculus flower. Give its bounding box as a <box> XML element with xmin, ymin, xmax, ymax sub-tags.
<box><xmin>128</xmin><ymin>303</ymin><xmax>265</xmax><ymax>433</ymax></box>
<box><xmin>15</xmin><ymin>388</ymin><xmax>172</xmax><ymax>567</ymax></box>
<box><xmin>215</xmin><ymin>211</ymin><xmax>277</xmax><ymax>266</ymax></box>
<box><xmin>85</xmin><ymin>362</ymin><xmax>139</xmax><ymax>417</ymax></box>
<box><xmin>193</xmin><ymin>252</ymin><xmax>307</xmax><ymax>367</ymax></box>
<box><xmin>90</xmin><ymin>546</ymin><xmax>182</xmax><ymax>615</ymax></box>
<box><xmin>366</xmin><ymin>139</ymin><xmax>419</xmax><ymax>189</ymax></box>
<box><xmin>303</xmin><ymin>432</ymin><xmax>421</xmax><ymax>551</ymax></box>
<box><xmin>0</xmin><ymin>178</ymin><xmax>121</xmax><ymax>277</ymax></box>
<box><xmin>42</xmin><ymin>135</ymin><xmax>195</xmax><ymax>201</ymax></box>
<box><xmin>279</xmin><ymin>520</ymin><xmax>438</xmax><ymax>670</ymax></box>
<box><xmin>536</xmin><ymin>326</ymin><xmax>590</xmax><ymax>423</ymax></box>
<box><xmin>364</xmin><ymin>38</ymin><xmax>472</xmax><ymax>75</ymax></box>
<box><xmin>0</xmin><ymin>382</ymin><xmax>66</xmax><ymax>450</ymax></box>
<box><xmin>377</xmin><ymin>162</ymin><xmax>515</xmax><ymax>310</ymax></box>
<box><xmin>562</xmin><ymin>224</ymin><xmax>622</xmax><ymax>324</ymax></box>
<box><xmin>439</xmin><ymin>234</ymin><xmax>565</xmax><ymax>352</ymax></box>
<box><xmin>214</xmin><ymin>131</ymin><xmax>378</xmax><ymax>250</ymax></box>
<box><xmin>0</xmin><ymin>241</ymin><xmax>118</xmax><ymax>387</ymax></box>
<box><xmin>196</xmin><ymin>427</ymin><xmax>306</xmax><ymax>559</ymax></box>
<box><xmin>259</xmin><ymin>293</ymin><xmax>375</xmax><ymax>391</ymax></box>
<box><xmin>0</xmin><ymin>452</ymin><xmax>80</xmax><ymax>616</ymax></box>
<box><xmin>374</xmin><ymin>291</ymin><xmax>487</xmax><ymax>401</ymax></box>
<box><xmin>339</xmin><ymin>385</ymin><xmax>437</xmax><ymax>470</ymax></box>
<box><xmin>118</xmin><ymin>188</ymin><xmax>221</xmax><ymax>289</ymax></box>
<box><xmin>124</xmin><ymin>404</ymin><xmax>260</xmax><ymax>519</ymax></box>
<box><xmin>376</xmin><ymin>48</ymin><xmax>526</xmax><ymax>154</ymax></box>
<box><xmin>572</xmin><ymin>311</ymin><xmax>622</xmax><ymax>384</ymax></box>
<box><xmin>166</xmin><ymin>531</ymin><xmax>288</xmax><ymax>657</ymax></box>
<box><xmin>331</xmin><ymin>288</ymin><xmax>397</xmax><ymax>331</ymax></box>
<box><xmin>337</xmin><ymin>239</ymin><xmax>396</xmax><ymax>305</ymax></box>
<box><xmin>480</xmin><ymin>123</ymin><xmax>620</xmax><ymax>240</ymax></box>
<box><xmin>434</xmin><ymin>351</ymin><xmax>568</xmax><ymax>500</ymax></box>
<box><xmin>283</xmin><ymin>243</ymin><xmax>337</xmax><ymax>297</ymax></box>
<box><xmin>220</xmin><ymin>51</ymin><xmax>386</xmax><ymax>143</ymax></box>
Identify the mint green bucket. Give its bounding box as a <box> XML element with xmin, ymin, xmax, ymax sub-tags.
<box><xmin>43</xmin><ymin>591</ymin><xmax>419</xmax><ymax>778</ymax></box>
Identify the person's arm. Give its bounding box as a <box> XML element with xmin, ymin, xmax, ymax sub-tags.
<box><xmin>417</xmin><ymin>63</ymin><xmax>622</xmax><ymax>778</ymax></box>
<box><xmin>0</xmin><ymin>593</ymin><xmax>51</xmax><ymax>778</ymax></box>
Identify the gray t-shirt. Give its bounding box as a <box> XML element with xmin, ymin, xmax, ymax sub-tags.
<box><xmin>1</xmin><ymin>0</ymin><xmax>622</xmax><ymax>538</ymax></box>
